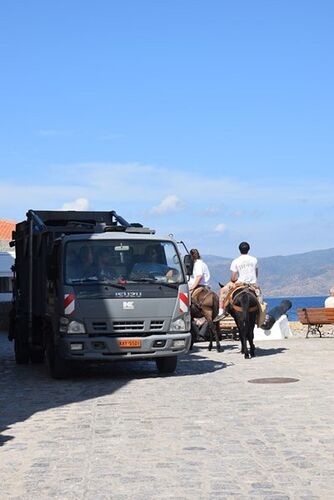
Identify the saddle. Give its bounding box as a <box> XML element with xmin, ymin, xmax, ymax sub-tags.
<box><xmin>191</xmin><ymin>286</ymin><xmax>213</xmax><ymax>321</ymax></box>
<box><xmin>223</xmin><ymin>284</ymin><xmax>259</xmax><ymax>313</ymax></box>
<box><xmin>191</xmin><ymin>285</ymin><xmax>212</xmax><ymax>304</ymax></box>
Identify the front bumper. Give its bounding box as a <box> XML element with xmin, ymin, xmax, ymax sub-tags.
<box><xmin>58</xmin><ymin>332</ymin><xmax>192</xmax><ymax>361</ymax></box>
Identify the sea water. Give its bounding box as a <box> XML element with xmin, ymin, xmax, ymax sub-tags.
<box><xmin>265</xmin><ymin>296</ymin><xmax>327</xmax><ymax>321</ymax></box>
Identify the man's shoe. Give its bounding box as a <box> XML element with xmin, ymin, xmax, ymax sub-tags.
<box><xmin>213</xmin><ymin>312</ymin><xmax>226</xmax><ymax>323</ymax></box>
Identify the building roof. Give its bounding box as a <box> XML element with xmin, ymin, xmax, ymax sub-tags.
<box><xmin>0</xmin><ymin>220</ymin><xmax>16</xmax><ymax>241</ymax></box>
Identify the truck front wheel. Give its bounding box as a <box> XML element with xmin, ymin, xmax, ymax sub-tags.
<box><xmin>29</xmin><ymin>346</ymin><xmax>45</xmax><ymax>364</ymax></box>
<box><xmin>156</xmin><ymin>356</ymin><xmax>177</xmax><ymax>374</ymax></box>
<box><xmin>14</xmin><ymin>338</ymin><xmax>30</xmax><ymax>364</ymax></box>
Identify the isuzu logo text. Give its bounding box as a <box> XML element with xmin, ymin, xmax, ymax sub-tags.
<box><xmin>115</xmin><ymin>291</ymin><xmax>142</xmax><ymax>298</ymax></box>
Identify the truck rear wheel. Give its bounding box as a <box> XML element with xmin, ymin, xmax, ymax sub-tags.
<box><xmin>156</xmin><ymin>356</ymin><xmax>177</xmax><ymax>374</ymax></box>
<box><xmin>29</xmin><ymin>346</ymin><xmax>45</xmax><ymax>364</ymax></box>
<box><xmin>46</xmin><ymin>344</ymin><xmax>70</xmax><ymax>379</ymax></box>
<box><xmin>14</xmin><ymin>338</ymin><xmax>30</xmax><ymax>364</ymax></box>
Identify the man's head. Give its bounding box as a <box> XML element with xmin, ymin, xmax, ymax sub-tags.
<box><xmin>330</xmin><ymin>286</ymin><xmax>334</xmax><ymax>297</ymax></box>
<box><xmin>239</xmin><ymin>241</ymin><xmax>250</xmax><ymax>254</ymax></box>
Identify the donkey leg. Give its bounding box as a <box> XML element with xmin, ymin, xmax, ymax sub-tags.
<box><xmin>240</xmin><ymin>330</ymin><xmax>250</xmax><ymax>358</ymax></box>
<box><xmin>214</xmin><ymin>324</ymin><xmax>222</xmax><ymax>352</ymax></box>
<box><xmin>208</xmin><ymin>334</ymin><xmax>213</xmax><ymax>351</ymax></box>
<box><xmin>249</xmin><ymin>316</ymin><xmax>256</xmax><ymax>357</ymax></box>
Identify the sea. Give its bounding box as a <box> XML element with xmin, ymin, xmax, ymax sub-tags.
<box><xmin>265</xmin><ymin>296</ymin><xmax>327</xmax><ymax>321</ymax></box>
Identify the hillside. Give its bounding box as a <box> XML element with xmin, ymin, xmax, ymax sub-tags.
<box><xmin>204</xmin><ymin>248</ymin><xmax>334</xmax><ymax>297</ymax></box>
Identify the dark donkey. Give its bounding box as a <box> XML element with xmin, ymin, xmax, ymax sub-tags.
<box><xmin>190</xmin><ymin>287</ymin><xmax>222</xmax><ymax>352</ymax></box>
<box><xmin>226</xmin><ymin>286</ymin><xmax>259</xmax><ymax>358</ymax></box>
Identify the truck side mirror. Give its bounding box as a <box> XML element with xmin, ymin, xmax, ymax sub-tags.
<box><xmin>183</xmin><ymin>254</ymin><xmax>193</xmax><ymax>276</ymax></box>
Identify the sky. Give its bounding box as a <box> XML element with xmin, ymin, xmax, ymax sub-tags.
<box><xmin>1</xmin><ymin>0</ymin><xmax>334</xmax><ymax>258</ymax></box>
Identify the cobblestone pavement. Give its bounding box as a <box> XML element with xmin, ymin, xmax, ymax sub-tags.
<box><xmin>1</xmin><ymin>330</ymin><xmax>334</xmax><ymax>500</ymax></box>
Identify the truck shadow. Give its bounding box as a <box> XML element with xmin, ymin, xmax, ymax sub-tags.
<box><xmin>0</xmin><ymin>333</ymin><xmax>227</xmax><ymax>447</ymax></box>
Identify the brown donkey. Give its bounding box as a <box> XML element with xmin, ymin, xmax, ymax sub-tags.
<box><xmin>191</xmin><ymin>287</ymin><xmax>222</xmax><ymax>352</ymax></box>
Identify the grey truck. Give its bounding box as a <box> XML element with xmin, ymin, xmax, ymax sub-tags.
<box><xmin>8</xmin><ymin>210</ymin><xmax>191</xmax><ymax>378</ymax></box>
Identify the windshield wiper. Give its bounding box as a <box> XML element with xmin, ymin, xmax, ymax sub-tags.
<box><xmin>99</xmin><ymin>280</ymin><xmax>126</xmax><ymax>289</ymax></box>
<box><xmin>70</xmin><ymin>277</ymin><xmax>99</xmax><ymax>283</ymax></box>
<box><xmin>69</xmin><ymin>278</ymin><xmax>126</xmax><ymax>289</ymax></box>
<box><xmin>157</xmin><ymin>281</ymin><xmax>179</xmax><ymax>289</ymax></box>
<box><xmin>129</xmin><ymin>277</ymin><xmax>178</xmax><ymax>288</ymax></box>
<box><xmin>130</xmin><ymin>277</ymin><xmax>157</xmax><ymax>283</ymax></box>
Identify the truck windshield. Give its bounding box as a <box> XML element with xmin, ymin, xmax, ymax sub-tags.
<box><xmin>65</xmin><ymin>239</ymin><xmax>185</xmax><ymax>286</ymax></box>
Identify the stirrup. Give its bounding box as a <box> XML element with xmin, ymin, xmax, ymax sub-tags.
<box><xmin>213</xmin><ymin>312</ymin><xmax>227</xmax><ymax>323</ymax></box>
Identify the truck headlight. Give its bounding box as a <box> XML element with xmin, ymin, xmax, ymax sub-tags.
<box><xmin>67</xmin><ymin>320</ymin><xmax>86</xmax><ymax>335</ymax></box>
<box><xmin>170</xmin><ymin>318</ymin><xmax>186</xmax><ymax>332</ymax></box>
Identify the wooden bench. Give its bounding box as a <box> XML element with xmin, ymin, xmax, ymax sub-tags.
<box><xmin>297</xmin><ymin>307</ymin><xmax>334</xmax><ymax>338</ymax></box>
<box><xmin>219</xmin><ymin>314</ymin><xmax>239</xmax><ymax>340</ymax></box>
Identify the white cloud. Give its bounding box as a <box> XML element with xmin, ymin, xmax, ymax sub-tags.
<box><xmin>150</xmin><ymin>195</ymin><xmax>184</xmax><ymax>215</ymax></box>
<box><xmin>61</xmin><ymin>198</ymin><xmax>90</xmax><ymax>211</ymax></box>
<box><xmin>1</xmin><ymin>161</ymin><xmax>334</xmax><ymax>256</ymax></box>
<box><xmin>215</xmin><ymin>223</ymin><xmax>227</xmax><ymax>233</ymax></box>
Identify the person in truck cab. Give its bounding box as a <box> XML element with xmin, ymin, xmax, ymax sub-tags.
<box><xmin>98</xmin><ymin>248</ymin><xmax>118</xmax><ymax>280</ymax></box>
<box><xmin>78</xmin><ymin>246</ymin><xmax>98</xmax><ymax>279</ymax></box>
<box><xmin>131</xmin><ymin>245</ymin><xmax>177</xmax><ymax>281</ymax></box>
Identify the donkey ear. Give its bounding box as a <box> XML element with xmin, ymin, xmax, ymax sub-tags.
<box><xmin>219</xmin><ymin>282</ymin><xmax>224</xmax><ymax>288</ymax></box>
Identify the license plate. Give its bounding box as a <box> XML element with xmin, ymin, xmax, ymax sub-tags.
<box><xmin>118</xmin><ymin>339</ymin><xmax>141</xmax><ymax>348</ymax></box>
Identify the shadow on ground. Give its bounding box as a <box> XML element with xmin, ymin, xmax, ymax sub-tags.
<box><xmin>0</xmin><ymin>332</ymin><xmax>227</xmax><ymax>447</ymax></box>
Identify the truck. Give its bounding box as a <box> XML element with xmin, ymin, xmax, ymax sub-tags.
<box><xmin>8</xmin><ymin>210</ymin><xmax>192</xmax><ymax>378</ymax></box>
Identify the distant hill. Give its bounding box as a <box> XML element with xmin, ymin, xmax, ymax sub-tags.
<box><xmin>204</xmin><ymin>248</ymin><xmax>334</xmax><ymax>297</ymax></box>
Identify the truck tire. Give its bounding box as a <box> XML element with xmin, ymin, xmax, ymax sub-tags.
<box><xmin>46</xmin><ymin>344</ymin><xmax>70</xmax><ymax>379</ymax></box>
<box><xmin>29</xmin><ymin>346</ymin><xmax>45</xmax><ymax>364</ymax></box>
<box><xmin>156</xmin><ymin>356</ymin><xmax>177</xmax><ymax>374</ymax></box>
<box><xmin>14</xmin><ymin>338</ymin><xmax>30</xmax><ymax>364</ymax></box>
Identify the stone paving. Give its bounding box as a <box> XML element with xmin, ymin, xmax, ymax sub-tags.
<box><xmin>0</xmin><ymin>329</ymin><xmax>334</xmax><ymax>499</ymax></box>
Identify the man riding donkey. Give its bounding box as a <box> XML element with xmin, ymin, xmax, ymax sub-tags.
<box><xmin>188</xmin><ymin>249</ymin><xmax>222</xmax><ymax>351</ymax></box>
<box><xmin>214</xmin><ymin>241</ymin><xmax>266</xmax><ymax>328</ymax></box>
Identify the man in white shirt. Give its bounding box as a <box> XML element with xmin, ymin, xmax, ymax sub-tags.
<box><xmin>188</xmin><ymin>248</ymin><xmax>210</xmax><ymax>293</ymax></box>
<box><xmin>214</xmin><ymin>241</ymin><xmax>260</xmax><ymax>321</ymax></box>
<box><xmin>230</xmin><ymin>243</ymin><xmax>258</xmax><ymax>285</ymax></box>
<box><xmin>324</xmin><ymin>287</ymin><xmax>334</xmax><ymax>307</ymax></box>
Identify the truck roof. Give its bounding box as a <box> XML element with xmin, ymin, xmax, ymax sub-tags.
<box><xmin>61</xmin><ymin>232</ymin><xmax>176</xmax><ymax>243</ymax></box>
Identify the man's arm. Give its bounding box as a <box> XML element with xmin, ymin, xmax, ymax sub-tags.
<box><xmin>189</xmin><ymin>274</ymin><xmax>203</xmax><ymax>292</ymax></box>
<box><xmin>230</xmin><ymin>271</ymin><xmax>238</xmax><ymax>283</ymax></box>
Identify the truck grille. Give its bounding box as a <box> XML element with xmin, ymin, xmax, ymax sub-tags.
<box><xmin>92</xmin><ymin>321</ymin><xmax>107</xmax><ymax>332</ymax></box>
<box><xmin>149</xmin><ymin>320</ymin><xmax>164</xmax><ymax>331</ymax></box>
<box><xmin>113</xmin><ymin>321</ymin><xmax>144</xmax><ymax>332</ymax></box>
<box><xmin>89</xmin><ymin>319</ymin><xmax>166</xmax><ymax>336</ymax></box>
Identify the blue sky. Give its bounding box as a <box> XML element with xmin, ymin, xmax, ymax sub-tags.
<box><xmin>1</xmin><ymin>0</ymin><xmax>333</xmax><ymax>257</ymax></box>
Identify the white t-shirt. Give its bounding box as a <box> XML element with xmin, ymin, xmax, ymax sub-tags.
<box><xmin>230</xmin><ymin>254</ymin><xmax>258</xmax><ymax>284</ymax></box>
<box><xmin>189</xmin><ymin>259</ymin><xmax>210</xmax><ymax>287</ymax></box>
<box><xmin>324</xmin><ymin>296</ymin><xmax>334</xmax><ymax>308</ymax></box>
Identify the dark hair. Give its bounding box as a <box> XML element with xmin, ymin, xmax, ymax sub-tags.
<box><xmin>239</xmin><ymin>241</ymin><xmax>250</xmax><ymax>254</ymax></box>
<box><xmin>190</xmin><ymin>248</ymin><xmax>201</xmax><ymax>260</ymax></box>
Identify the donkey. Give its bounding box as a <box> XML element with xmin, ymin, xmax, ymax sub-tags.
<box><xmin>190</xmin><ymin>287</ymin><xmax>222</xmax><ymax>352</ymax></box>
<box><xmin>226</xmin><ymin>286</ymin><xmax>259</xmax><ymax>358</ymax></box>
